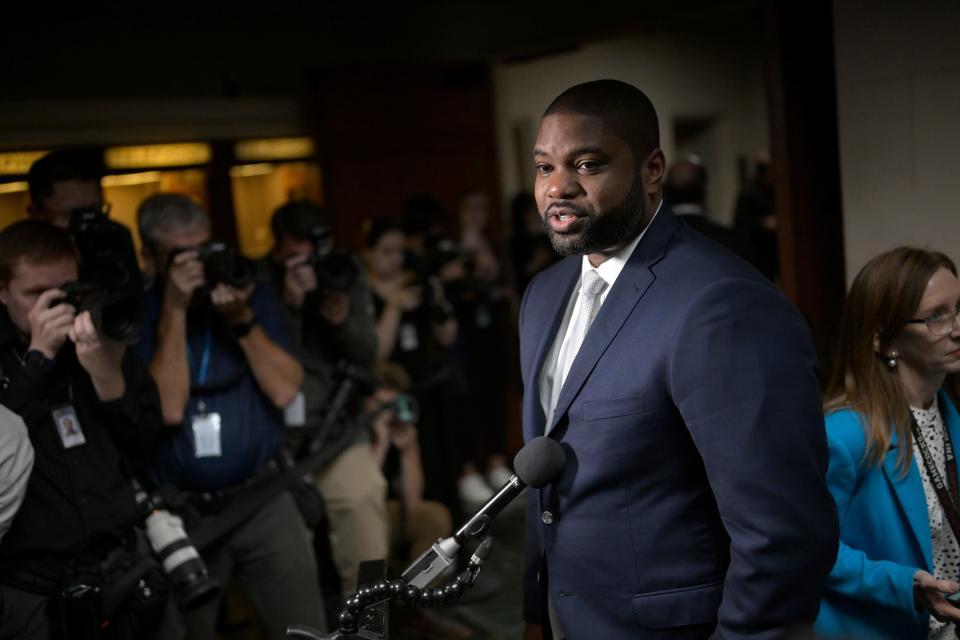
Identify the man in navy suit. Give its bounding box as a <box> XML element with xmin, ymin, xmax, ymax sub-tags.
<box><xmin>520</xmin><ymin>80</ymin><xmax>838</xmax><ymax>639</ymax></box>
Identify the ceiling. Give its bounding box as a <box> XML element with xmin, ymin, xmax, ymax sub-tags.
<box><xmin>2</xmin><ymin>2</ymin><xmax>763</xmax><ymax>99</ymax></box>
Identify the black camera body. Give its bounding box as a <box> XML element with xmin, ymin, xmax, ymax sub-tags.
<box><xmin>65</xmin><ymin>207</ymin><xmax>144</xmax><ymax>344</ymax></box>
<box><xmin>195</xmin><ymin>242</ymin><xmax>256</xmax><ymax>290</ymax></box>
<box><xmin>170</xmin><ymin>242</ymin><xmax>256</xmax><ymax>290</ymax></box>
<box><xmin>306</xmin><ymin>225</ymin><xmax>358</xmax><ymax>293</ymax></box>
<box><xmin>69</xmin><ymin>206</ymin><xmax>140</xmax><ymax>292</ymax></box>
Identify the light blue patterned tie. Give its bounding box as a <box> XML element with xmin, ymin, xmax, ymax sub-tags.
<box><xmin>568</xmin><ymin>269</ymin><xmax>607</xmax><ymax>367</ymax></box>
<box><xmin>546</xmin><ymin>269</ymin><xmax>608</xmax><ymax>435</ymax></box>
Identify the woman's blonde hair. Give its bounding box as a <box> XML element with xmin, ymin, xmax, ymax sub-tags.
<box><xmin>824</xmin><ymin>247</ymin><xmax>960</xmax><ymax>472</ymax></box>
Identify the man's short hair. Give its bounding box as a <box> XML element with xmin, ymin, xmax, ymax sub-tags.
<box><xmin>362</xmin><ymin>218</ymin><xmax>403</xmax><ymax>249</ymax></box>
<box><xmin>27</xmin><ymin>149</ymin><xmax>103</xmax><ymax>207</ymax></box>
<box><xmin>544</xmin><ymin>79</ymin><xmax>661</xmax><ymax>160</ymax></box>
<box><xmin>0</xmin><ymin>219</ymin><xmax>78</xmax><ymax>284</ymax></box>
<box><xmin>137</xmin><ymin>194</ymin><xmax>210</xmax><ymax>250</ymax></box>
<box><xmin>374</xmin><ymin>361</ymin><xmax>412</xmax><ymax>393</ymax></box>
<box><xmin>270</xmin><ymin>200</ymin><xmax>331</xmax><ymax>242</ymax></box>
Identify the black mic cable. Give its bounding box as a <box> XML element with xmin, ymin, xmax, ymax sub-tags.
<box><xmin>286</xmin><ymin>538</ymin><xmax>494</xmax><ymax>639</ymax></box>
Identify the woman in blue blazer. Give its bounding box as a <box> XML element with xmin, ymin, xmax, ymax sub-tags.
<box><xmin>817</xmin><ymin>247</ymin><xmax>960</xmax><ymax>639</ymax></box>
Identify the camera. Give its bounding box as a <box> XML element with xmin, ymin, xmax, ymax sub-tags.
<box><xmin>69</xmin><ymin>205</ymin><xmax>140</xmax><ymax>293</ymax></box>
<box><xmin>66</xmin><ymin>206</ymin><xmax>144</xmax><ymax>344</ymax></box>
<box><xmin>195</xmin><ymin>242</ymin><xmax>257</xmax><ymax>289</ymax></box>
<box><xmin>171</xmin><ymin>241</ymin><xmax>257</xmax><ymax>290</ymax></box>
<box><xmin>137</xmin><ymin>490</ymin><xmax>219</xmax><ymax>610</ymax></box>
<box><xmin>382</xmin><ymin>393</ymin><xmax>419</xmax><ymax>424</ymax></box>
<box><xmin>56</xmin><ymin>281</ymin><xmax>143</xmax><ymax>345</ymax></box>
<box><xmin>302</xmin><ymin>223</ymin><xmax>358</xmax><ymax>293</ymax></box>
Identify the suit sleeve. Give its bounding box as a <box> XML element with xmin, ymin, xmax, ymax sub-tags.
<box><xmin>668</xmin><ymin>278</ymin><xmax>839</xmax><ymax>639</ymax></box>
<box><xmin>822</xmin><ymin>414</ymin><xmax>921</xmax><ymax>619</ymax></box>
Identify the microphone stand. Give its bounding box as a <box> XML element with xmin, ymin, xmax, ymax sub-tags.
<box><xmin>287</xmin><ymin>537</ymin><xmax>493</xmax><ymax>640</ymax></box>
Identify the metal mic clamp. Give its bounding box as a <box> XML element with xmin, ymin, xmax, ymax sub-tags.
<box><xmin>286</xmin><ymin>537</ymin><xmax>494</xmax><ymax>639</ymax></box>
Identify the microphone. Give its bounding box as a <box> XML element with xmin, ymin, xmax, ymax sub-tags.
<box><xmin>402</xmin><ymin>436</ymin><xmax>566</xmax><ymax>588</ymax></box>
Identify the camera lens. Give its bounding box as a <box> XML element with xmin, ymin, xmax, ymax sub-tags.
<box><xmin>144</xmin><ymin>510</ymin><xmax>219</xmax><ymax>609</ymax></box>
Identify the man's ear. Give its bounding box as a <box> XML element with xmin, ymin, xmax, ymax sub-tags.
<box><xmin>643</xmin><ymin>148</ymin><xmax>666</xmax><ymax>195</ymax></box>
<box><xmin>0</xmin><ymin>282</ymin><xmax>8</xmax><ymax>306</ymax></box>
<box><xmin>141</xmin><ymin>245</ymin><xmax>156</xmax><ymax>275</ymax></box>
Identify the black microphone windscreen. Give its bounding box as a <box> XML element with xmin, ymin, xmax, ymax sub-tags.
<box><xmin>514</xmin><ymin>437</ymin><xmax>566</xmax><ymax>488</ymax></box>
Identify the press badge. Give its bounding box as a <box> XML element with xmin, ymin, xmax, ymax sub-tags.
<box><xmin>52</xmin><ymin>405</ymin><xmax>86</xmax><ymax>449</ymax></box>
<box><xmin>191</xmin><ymin>400</ymin><xmax>222</xmax><ymax>458</ymax></box>
<box><xmin>399</xmin><ymin>322</ymin><xmax>419</xmax><ymax>351</ymax></box>
<box><xmin>284</xmin><ymin>391</ymin><xmax>306</xmax><ymax>427</ymax></box>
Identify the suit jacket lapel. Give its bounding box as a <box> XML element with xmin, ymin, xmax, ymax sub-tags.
<box><xmin>546</xmin><ymin>208</ymin><xmax>681</xmax><ymax>435</ymax></box>
<box><xmin>882</xmin><ymin>431</ymin><xmax>933</xmax><ymax>570</ymax></box>
<box><xmin>525</xmin><ymin>258</ymin><xmax>580</xmax><ymax>438</ymax></box>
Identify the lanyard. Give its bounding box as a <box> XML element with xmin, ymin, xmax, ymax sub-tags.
<box><xmin>187</xmin><ymin>324</ymin><xmax>213</xmax><ymax>386</ymax></box>
<box><xmin>910</xmin><ymin>399</ymin><xmax>960</xmax><ymax>544</ymax></box>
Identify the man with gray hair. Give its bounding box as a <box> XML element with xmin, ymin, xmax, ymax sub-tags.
<box><xmin>134</xmin><ymin>194</ymin><xmax>326</xmax><ymax>638</ymax></box>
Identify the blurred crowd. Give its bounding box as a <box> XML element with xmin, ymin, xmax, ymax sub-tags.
<box><xmin>0</xmin><ymin>149</ymin><xmax>563</xmax><ymax>640</ymax></box>
<box><xmin>0</xmin><ymin>146</ymin><xmax>787</xmax><ymax>640</ymax></box>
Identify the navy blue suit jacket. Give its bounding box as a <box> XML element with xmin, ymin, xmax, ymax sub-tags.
<box><xmin>519</xmin><ymin>208</ymin><xmax>838</xmax><ymax>639</ymax></box>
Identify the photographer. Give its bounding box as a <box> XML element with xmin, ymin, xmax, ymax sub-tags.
<box><xmin>367</xmin><ymin>363</ymin><xmax>450</xmax><ymax>566</ymax></box>
<box><xmin>0</xmin><ymin>220</ymin><xmax>165</xmax><ymax>638</ymax></box>
<box><xmin>260</xmin><ymin>200</ymin><xmax>388</xmax><ymax>596</ymax></box>
<box><xmin>367</xmin><ymin>363</ymin><xmax>472</xmax><ymax>640</ymax></box>
<box><xmin>27</xmin><ymin>149</ymin><xmax>107</xmax><ymax>229</ymax></box>
<box><xmin>134</xmin><ymin>194</ymin><xmax>325</xmax><ymax>639</ymax></box>
<box><xmin>364</xmin><ymin>220</ymin><xmax>464</xmax><ymax>518</ymax></box>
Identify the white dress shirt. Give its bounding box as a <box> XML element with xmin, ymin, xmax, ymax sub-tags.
<box><xmin>539</xmin><ymin>201</ymin><xmax>662</xmax><ymax>429</ymax></box>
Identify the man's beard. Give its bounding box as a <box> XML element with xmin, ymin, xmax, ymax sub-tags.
<box><xmin>542</xmin><ymin>181</ymin><xmax>648</xmax><ymax>257</ymax></box>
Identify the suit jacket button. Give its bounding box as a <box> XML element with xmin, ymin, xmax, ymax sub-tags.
<box><xmin>541</xmin><ymin>511</ymin><xmax>554</xmax><ymax>525</ymax></box>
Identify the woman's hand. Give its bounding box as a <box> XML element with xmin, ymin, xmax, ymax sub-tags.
<box><xmin>914</xmin><ymin>570</ymin><xmax>960</xmax><ymax>621</ymax></box>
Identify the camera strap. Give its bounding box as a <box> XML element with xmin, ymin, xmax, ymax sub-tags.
<box><xmin>187</xmin><ymin>324</ymin><xmax>213</xmax><ymax>387</ymax></box>
<box><xmin>909</xmin><ymin>398</ymin><xmax>960</xmax><ymax>544</ymax></box>
<box><xmin>184</xmin><ymin>323</ymin><xmax>249</xmax><ymax>396</ymax></box>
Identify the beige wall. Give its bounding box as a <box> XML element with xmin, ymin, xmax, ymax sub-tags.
<box><xmin>492</xmin><ymin>32</ymin><xmax>769</xmax><ymax>228</ymax></box>
<box><xmin>834</xmin><ymin>0</ymin><xmax>960</xmax><ymax>282</ymax></box>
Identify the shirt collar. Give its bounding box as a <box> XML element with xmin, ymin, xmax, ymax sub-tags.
<box><xmin>581</xmin><ymin>199</ymin><xmax>663</xmax><ymax>287</ymax></box>
<box><xmin>0</xmin><ymin>307</ymin><xmax>23</xmax><ymax>351</ymax></box>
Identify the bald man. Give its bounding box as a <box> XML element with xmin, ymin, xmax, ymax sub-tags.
<box><xmin>519</xmin><ymin>80</ymin><xmax>837</xmax><ymax>639</ymax></box>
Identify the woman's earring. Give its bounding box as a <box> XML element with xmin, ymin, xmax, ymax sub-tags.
<box><xmin>887</xmin><ymin>351</ymin><xmax>899</xmax><ymax>369</ymax></box>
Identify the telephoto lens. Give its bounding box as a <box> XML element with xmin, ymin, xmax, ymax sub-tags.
<box><xmin>144</xmin><ymin>509</ymin><xmax>219</xmax><ymax>609</ymax></box>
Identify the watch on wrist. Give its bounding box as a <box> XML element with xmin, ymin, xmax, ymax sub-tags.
<box><xmin>23</xmin><ymin>348</ymin><xmax>56</xmax><ymax>375</ymax></box>
<box><xmin>229</xmin><ymin>318</ymin><xmax>258</xmax><ymax>339</ymax></box>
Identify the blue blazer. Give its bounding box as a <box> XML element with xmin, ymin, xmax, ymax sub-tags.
<box><xmin>519</xmin><ymin>207</ymin><xmax>839</xmax><ymax>639</ymax></box>
<box><xmin>815</xmin><ymin>391</ymin><xmax>960</xmax><ymax>640</ymax></box>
